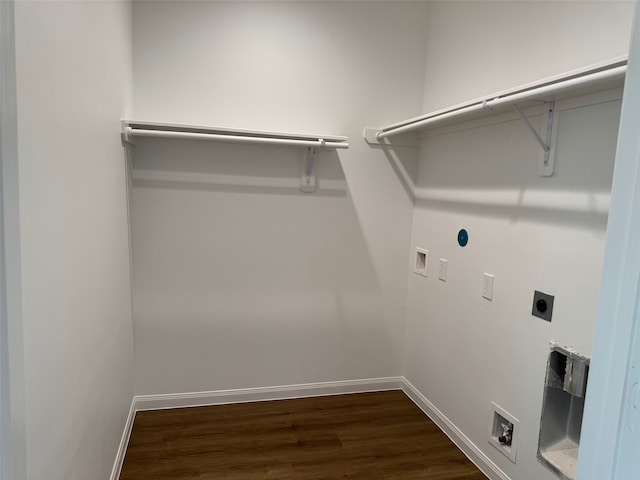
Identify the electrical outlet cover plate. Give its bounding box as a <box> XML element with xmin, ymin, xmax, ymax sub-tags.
<box><xmin>532</xmin><ymin>290</ymin><xmax>554</xmax><ymax>322</ymax></box>
<box><xmin>438</xmin><ymin>258</ymin><xmax>448</xmax><ymax>281</ymax></box>
<box><xmin>482</xmin><ymin>273</ymin><xmax>494</xmax><ymax>300</ymax></box>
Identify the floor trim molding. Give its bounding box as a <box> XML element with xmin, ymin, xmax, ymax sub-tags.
<box><xmin>111</xmin><ymin>377</ymin><xmax>509</xmax><ymax>480</ymax></box>
<box><xmin>109</xmin><ymin>398</ymin><xmax>136</xmax><ymax>480</ymax></box>
<box><xmin>401</xmin><ymin>378</ymin><xmax>510</xmax><ymax>480</ymax></box>
<box><xmin>133</xmin><ymin>376</ymin><xmax>404</xmax><ymax>411</ymax></box>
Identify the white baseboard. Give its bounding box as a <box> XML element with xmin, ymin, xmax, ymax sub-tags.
<box><xmin>110</xmin><ymin>377</ymin><xmax>402</xmax><ymax>478</ymax></box>
<box><xmin>133</xmin><ymin>376</ymin><xmax>403</xmax><ymax>411</ymax></box>
<box><xmin>401</xmin><ymin>378</ymin><xmax>510</xmax><ymax>480</ymax></box>
<box><xmin>109</xmin><ymin>398</ymin><xmax>136</xmax><ymax>480</ymax></box>
<box><xmin>110</xmin><ymin>376</ymin><xmax>508</xmax><ymax>480</ymax></box>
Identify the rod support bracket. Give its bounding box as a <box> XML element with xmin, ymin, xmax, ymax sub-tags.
<box><xmin>301</xmin><ymin>146</ymin><xmax>318</xmax><ymax>193</ymax></box>
<box><xmin>121</xmin><ymin>122</ymin><xmax>136</xmax><ymax>146</ymax></box>
<box><xmin>364</xmin><ymin>127</ymin><xmax>385</xmax><ymax>145</ymax></box>
<box><xmin>539</xmin><ymin>102</ymin><xmax>557</xmax><ymax>177</ymax></box>
<box><xmin>513</xmin><ymin>102</ymin><xmax>557</xmax><ymax>177</ymax></box>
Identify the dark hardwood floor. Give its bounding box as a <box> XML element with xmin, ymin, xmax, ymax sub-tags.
<box><xmin>120</xmin><ymin>390</ymin><xmax>488</xmax><ymax>479</ymax></box>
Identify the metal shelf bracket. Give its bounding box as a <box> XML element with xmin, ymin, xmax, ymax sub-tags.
<box><xmin>301</xmin><ymin>143</ymin><xmax>322</xmax><ymax>193</ymax></box>
<box><xmin>513</xmin><ymin>102</ymin><xmax>557</xmax><ymax>177</ymax></box>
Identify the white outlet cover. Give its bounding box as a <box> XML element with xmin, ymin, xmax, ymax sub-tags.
<box><xmin>438</xmin><ymin>258</ymin><xmax>448</xmax><ymax>281</ymax></box>
<box><xmin>482</xmin><ymin>273</ymin><xmax>494</xmax><ymax>300</ymax></box>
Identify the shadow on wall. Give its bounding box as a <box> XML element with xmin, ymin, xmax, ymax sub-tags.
<box><xmin>128</xmin><ymin>137</ymin><xmax>400</xmax><ymax>393</ymax></box>
<box><xmin>378</xmin><ymin>142</ymin><xmax>419</xmax><ymax>204</ymax></box>
<box><xmin>130</xmin><ymin>137</ymin><xmax>348</xmax><ymax>197</ymax></box>
<box><xmin>411</xmin><ymin>100</ymin><xmax>621</xmax><ymax>230</ymax></box>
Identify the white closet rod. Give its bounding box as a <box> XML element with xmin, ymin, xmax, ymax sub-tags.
<box><xmin>124</xmin><ymin>127</ymin><xmax>349</xmax><ymax>149</ymax></box>
<box><xmin>378</xmin><ymin>64</ymin><xmax>627</xmax><ymax>139</ymax></box>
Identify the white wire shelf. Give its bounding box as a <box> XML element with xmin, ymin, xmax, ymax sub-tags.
<box><xmin>121</xmin><ymin>121</ymin><xmax>349</xmax><ymax>193</ymax></box>
<box><xmin>364</xmin><ymin>57</ymin><xmax>627</xmax><ymax>177</ymax></box>
<box><xmin>365</xmin><ymin>57</ymin><xmax>627</xmax><ymax>141</ymax></box>
<box><xmin>122</xmin><ymin>121</ymin><xmax>349</xmax><ymax>149</ymax></box>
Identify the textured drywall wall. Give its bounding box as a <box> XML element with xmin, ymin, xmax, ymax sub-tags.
<box><xmin>404</xmin><ymin>3</ymin><xmax>632</xmax><ymax>478</ymax></box>
<box><xmin>130</xmin><ymin>0</ymin><xmax>427</xmax><ymax>395</ymax></box>
<box><xmin>13</xmin><ymin>2</ymin><xmax>134</xmax><ymax>479</ymax></box>
<box><xmin>422</xmin><ymin>0</ymin><xmax>633</xmax><ymax>112</ymax></box>
<box><xmin>405</xmin><ymin>87</ymin><xmax>623</xmax><ymax>480</ymax></box>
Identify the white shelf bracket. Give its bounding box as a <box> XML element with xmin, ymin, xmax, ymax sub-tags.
<box><xmin>301</xmin><ymin>143</ymin><xmax>321</xmax><ymax>193</ymax></box>
<box><xmin>513</xmin><ymin>102</ymin><xmax>557</xmax><ymax>176</ymax></box>
<box><xmin>120</xmin><ymin>122</ymin><xmax>136</xmax><ymax>146</ymax></box>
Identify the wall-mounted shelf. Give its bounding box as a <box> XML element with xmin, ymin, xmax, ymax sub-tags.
<box><xmin>364</xmin><ymin>57</ymin><xmax>627</xmax><ymax>176</ymax></box>
<box><xmin>122</xmin><ymin>120</ymin><xmax>349</xmax><ymax>149</ymax></box>
<box><xmin>121</xmin><ymin>120</ymin><xmax>349</xmax><ymax>193</ymax></box>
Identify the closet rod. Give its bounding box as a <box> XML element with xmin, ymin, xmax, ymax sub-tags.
<box><xmin>377</xmin><ymin>64</ymin><xmax>627</xmax><ymax>139</ymax></box>
<box><xmin>124</xmin><ymin>127</ymin><xmax>349</xmax><ymax>149</ymax></box>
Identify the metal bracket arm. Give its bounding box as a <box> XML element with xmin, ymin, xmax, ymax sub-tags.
<box><xmin>513</xmin><ymin>102</ymin><xmax>556</xmax><ymax>176</ymax></box>
<box><xmin>300</xmin><ymin>144</ymin><xmax>320</xmax><ymax>193</ymax></box>
<box><xmin>513</xmin><ymin>103</ymin><xmax>551</xmax><ymax>152</ymax></box>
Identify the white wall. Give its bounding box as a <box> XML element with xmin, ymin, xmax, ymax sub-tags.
<box><xmin>13</xmin><ymin>2</ymin><xmax>134</xmax><ymax>479</ymax></box>
<box><xmin>405</xmin><ymin>96</ymin><xmax>621</xmax><ymax>480</ymax></box>
<box><xmin>0</xmin><ymin>1</ymin><xmax>25</xmax><ymax>478</ymax></box>
<box><xmin>130</xmin><ymin>1</ymin><xmax>428</xmax><ymax>395</ymax></box>
<box><xmin>422</xmin><ymin>0</ymin><xmax>634</xmax><ymax>112</ymax></box>
<box><xmin>405</xmin><ymin>2</ymin><xmax>632</xmax><ymax>480</ymax></box>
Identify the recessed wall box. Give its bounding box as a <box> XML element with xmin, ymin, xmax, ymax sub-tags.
<box><xmin>537</xmin><ymin>343</ymin><xmax>590</xmax><ymax>480</ymax></box>
<box><xmin>489</xmin><ymin>402</ymin><xmax>519</xmax><ymax>463</ymax></box>
<box><xmin>414</xmin><ymin>248</ymin><xmax>428</xmax><ymax>277</ymax></box>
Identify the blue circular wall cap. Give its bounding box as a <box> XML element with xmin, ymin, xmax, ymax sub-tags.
<box><xmin>458</xmin><ymin>229</ymin><xmax>469</xmax><ymax>247</ymax></box>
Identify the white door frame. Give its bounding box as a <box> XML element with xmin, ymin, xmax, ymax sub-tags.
<box><xmin>577</xmin><ymin>1</ymin><xmax>640</xmax><ymax>478</ymax></box>
<box><xmin>0</xmin><ymin>1</ymin><xmax>26</xmax><ymax>479</ymax></box>
<box><xmin>0</xmin><ymin>3</ymin><xmax>10</xmax><ymax>478</ymax></box>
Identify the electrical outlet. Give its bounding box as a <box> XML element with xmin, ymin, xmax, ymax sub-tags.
<box><xmin>482</xmin><ymin>273</ymin><xmax>494</xmax><ymax>300</ymax></box>
<box><xmin>532</xmin><ymin>290</ymin><xmax>554</xmax><ymax>321</ymax></box>
<box><xmin>439</xmin><ymin>258</ymin><xmax>448</xmax><ymax>281</ymax></box>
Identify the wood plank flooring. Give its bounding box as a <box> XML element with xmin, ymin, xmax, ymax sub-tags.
<box><xmin>120</xmin><ymin>390</ymin><xmax>488</xmax><ymax>480</ymax></box>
